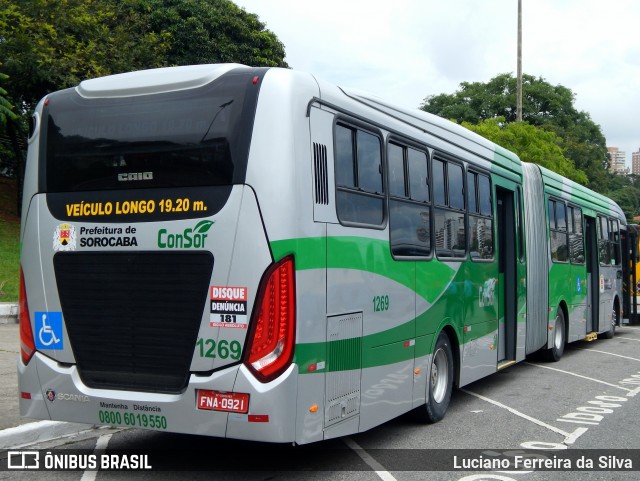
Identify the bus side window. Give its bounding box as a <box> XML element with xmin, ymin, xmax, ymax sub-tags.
<box><xmin>569</xmin><ymin>206</ymin><xmax>585</xmax><ymax>264</ymax></box>
<box><xmin>598</xmin><ymin>215</ymin><xmax>611</xmax><ymax>266</ymax></box>
<box><xmin>334</xmin><ymin>123</ymin><xmax>384</xmax><ymax>226</ymax></box>
<box><xmin>610</xmin><ymin>218</ymin><xmax>621</xmax><ymax>266</ymax></box>
<box><xmin>434</xmin><ymin>158</ymin><xmax>466</xmax><ymax>259</ymax></box>
<box><xmin>468</xmin><ymin>171</ymin><xmax>493</xmax><ymax>260</ymax></box>
<box><xmin>549</xmin><ymin>199</ymin><xmax>568</xmax><ymax>263</ymax></box>
<box><xmin>388</xmin><ymin>142</ymin><xmax>431</xmax><ymax>258</ymax></box>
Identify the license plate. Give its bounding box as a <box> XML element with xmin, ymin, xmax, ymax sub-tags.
<box><xmin>197</xmin><ymin>390</ymin><xmax>249</xmax><ymax>413</ymax></box>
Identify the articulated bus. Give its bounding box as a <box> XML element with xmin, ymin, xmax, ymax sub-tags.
<box><xmin>19</xmin><ymin>64</ymin><xmax>631</xmax><ymax>444</ymax></box>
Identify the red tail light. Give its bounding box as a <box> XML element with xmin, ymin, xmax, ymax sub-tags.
<box><xmin>19</xmin><ymin>267</ymin><xmax>35</xmax><ymax>365</ymax></box>
<box><xmin>245</xmin><ymin>256</ymin><xmax>296</xmax><ymax>382</ymax></box>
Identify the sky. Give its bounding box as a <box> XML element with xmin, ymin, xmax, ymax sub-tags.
<box><xmin>235</xmin><ymin>0</ymin><xmax>640</xmax><ymax>167</ymax></box>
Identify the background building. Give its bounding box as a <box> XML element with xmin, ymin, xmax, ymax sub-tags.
<box><xmin>632</xmin><ymin>148</ymin><xmax>640</xmax><ymax>176</ymax></box>
<box><xmin>607</xmin><ymin>147</ymin><xmax>628</xmax><ymax>175</ymax></box>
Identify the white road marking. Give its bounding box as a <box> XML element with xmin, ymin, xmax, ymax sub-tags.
<box><xmin>523</xmin><ymin>362</ymin><xmax>633</xmax><ymax>392</ymax></box>
<box><xmin>615</xmin><ymin>336</ymin><xmax>640</xmax><ymax>342</ymax></box>
<box><xmin>344</xmin><ymin>437</ymin><xmax>397</xmax><ymax>481</ymax></box>
<box><xmin>461</xmin><ymin>389</ymin><xmax>585</xmax><ymax>444</ymax></box>
<box><xmin>574</xmin><ymin>347</ymin><xmax>640</xmax><ymax>362</ymax></box>
<box><xmin>626</xmin><ymin>385</ymin><xmax>640</xmax><ymax>397</ymax></box>
<box><xmin>80</xmin><ymin>432</ymin><xmax>113</xmax><ymax>481</ymax></box>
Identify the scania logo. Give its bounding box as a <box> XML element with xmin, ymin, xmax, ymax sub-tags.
<box><xmin>118</xmin><ymin>172</ymin><xmax>153</xmax><ymax>182</ymax></box>
<box><xmin>45</xmin><ymin>389</ymin><xmax>90</xmax><ymax>403</ymax></box>
<box><xmin>56</xmin><ymin>393</ymin><xmax>90</xmax><ymax>402</ymax></box>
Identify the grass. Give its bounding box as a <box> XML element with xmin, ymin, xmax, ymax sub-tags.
<box><xmin>0</xmin><ymin>176</ymin><xmax>20</xmax><ymax>303</ymax></box>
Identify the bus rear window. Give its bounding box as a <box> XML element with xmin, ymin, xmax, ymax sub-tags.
<box><xmin>42</xmin><ymin>70</ymin><xmax>262</xmax><ymax>193</ymax></box>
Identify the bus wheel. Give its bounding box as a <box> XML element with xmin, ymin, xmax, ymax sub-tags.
<box><xmin>543</xmin><ymin>308</ymin><xmax>565</xmax><ymax>362</ymax></box>
<box><xmin>603</xmin><ymin>304</ymin><xmax>617</xmax><ymax>339</ymax></box>
<box><xmin>419</xmin><ymin>331</ymin><xmax>454</xmax><ymax>423</ymax></box>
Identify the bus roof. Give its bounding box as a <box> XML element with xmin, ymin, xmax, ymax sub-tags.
<box><xmin>339</xmin><ymin>87</ymin><xmax>522</xmax><ymax>176</ymax></box>
<box><xmin>538</xmin><ymin>164</ymin><xmax>626</xmax><ymax>222</ymax></box>
<box><xmin>76</xmin><ymin>63</ymin><xmax>247</xmax><ymax>98</ymax></box>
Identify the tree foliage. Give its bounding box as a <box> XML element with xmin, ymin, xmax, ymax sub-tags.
<box><xmin>0</xmin><ymin>0</ymin><xmax>288</xmax><ymax>112</ymax></box>
<box><xmin>140</xmin><ymin>0</ymin><xmax>288</xmax><ymax>68</ymax></box>
<box><xmin>421</xmin><ymin>73</ymin><xmax>608</xmax><ymax>192</ymax></box>
<box><xmin>0</xmin><ymin>71</ymin><xmax>17</xmax><ymax>125</ymax></box>
<box><xmin>462</xmin><ymin>117</ymin><xmax>588</xmax><ymax>184</ymax></box>
<box><xmin>0</xmin><ymin>0</ymin><xmax>171</xmax><ymax>110</ymax></box>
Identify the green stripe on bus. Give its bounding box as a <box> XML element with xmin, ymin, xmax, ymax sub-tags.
<box><xmin>294</xmin><ymin>315</ymin><xmax>494</xmax><ymax>374</ymax></box>
<box><xmin>270</xmin><ymin>236</ymin><xmax>457</xmax><ymax>304</ymax></box>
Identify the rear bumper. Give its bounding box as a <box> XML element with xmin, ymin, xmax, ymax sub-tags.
<box><xmin>19</xmin><ymin>353</ymin><xmax>297</xmax><ymax>443</ymax></box>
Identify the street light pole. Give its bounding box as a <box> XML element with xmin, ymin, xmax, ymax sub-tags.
<box><xmin>516</xmin><ymin>0</ymin><xmax>523</xmax><ymax>122</ymax></box>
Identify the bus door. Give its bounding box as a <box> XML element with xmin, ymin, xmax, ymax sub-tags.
<box><xmin>621</xmin><ymin>226</ymin><xmax>635</xmax><ymax>323</ymax></box>
<box><xmin>585</xmin><ymin>216</ymin><xmax>599</xmax><ymax>332</ymax></box>
<box><xmin>496</xmin><ymin>187</ymin><xmax>517</xmax><ymax>364</ymax></box>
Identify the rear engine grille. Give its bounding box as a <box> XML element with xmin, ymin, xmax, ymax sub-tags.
<box><xmin>53</xmin><ymin>252</ymin><xmax>213</xmax><ymax>393</ymax></box>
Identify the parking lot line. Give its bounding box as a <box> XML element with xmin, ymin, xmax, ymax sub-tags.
<box><xmin>523</xmin><ymin>362</ymin><xmax>633</xmax><ymax>392</ymax></box>
<box><xmin>461</xmin><ymin>389</ymin><xmax>571</xmax><ymax>438</ymax></box>
<box><xmin>80</xmin><ymin>432</ymin><xmax>112</xmax><ymax>481</ymax></box>
<box><xmin>615</xmin><ymin>336</ymin><xmax>640</xmax><ymax>342</ymax></box>
<box><xmin>344</xmin><ymin>437</ymin><xmax>397</xmax><ymax>481</ymax></box>
<box><xmin>574</xmin><ymin>347</ymin><xmax>640</xmax><ymax>362</ymax></box>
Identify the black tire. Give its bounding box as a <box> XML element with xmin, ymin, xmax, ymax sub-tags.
<box><xmin>543</xmin><ymin>308</ymin><xmax>565</xmax><ymax>362</ymax></box>
<box><xmin>603</xmin><ymin>303</ymin><xmax>618</xmax><ymax>339</ymax></box>
<box><xmin>418</xmin><ymin>331</ymin><xmax>454</xmax><ymax>423</ymax></box>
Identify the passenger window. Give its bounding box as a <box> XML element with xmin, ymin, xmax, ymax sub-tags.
<box><xmin>388</xmin><ymin>141</ymin><xmax>431</xmax><ymax>258</ymax></box>
<box><xmin>388</xmin><ymin>143</ymin><xmax>405</xmax><ymax>197</ymax></box>
<box><xmin>448</xmin><ymin>163</ymin><xmax>464</xmax><ymax>210</ymax></box>
<box><xmin>598</xmin><ymin>216</ymin><xmax>611</xmax><ymax>266</ymax></box>
<box><xmin>478</xmin><ymin>175</ymin><xmax>492</xmax><ymax>216</ymax></box>
<box><xmin>468</xmin><ymin>171</ymin><xmax>494</xmax><ymax>260</ymax></box>
<box><xmin>335</xmin><ymin>125</ymin><xmax>354</xmax><ymax>187</ymax></box>
<box><xmin>556</xmin><ymin>202</ymin><xmax>567</xmax><ymax>231</ymax></box>
<box><xmin>569</xmin><ymin>206</ymin><xmax>584</xmax><ymax>264</ymax></box>
<box><xmin>548</xmin><ymin>200</ymin><xmax>556</xmax><ymax>228</ymax></box>
<box><xmin>434</xmin><ymin>158</ymin><xmax>466</xmax><ymax>259</ymax></box>
<box><xmin>549</xmin><ymin>199</ymin><xmax>568</xmax><ymax>263</ymax></box>
<box><xmin>433</xmin><ymin>159</ymin><xmax>445</xmax><ymax>206</ymax></box>
<box><xmin>408</xmin><ymin>148</ymin><xmax>429</xmax><ymax>202</ymax></box>
<box><xmin>334</xmin><ymin>123</ymin><xmax>384</xmax><ymax>226</ymax></box>
<box><xmin>357</xmin><ymin>130</ymin><xmax>383</xmax><ymax>193</ymax></box>
<box><xmin>607</xmin><ymin>218</ymin><xmax>620</xmax><ymax>266</ymax></box>
<box><xmin>467</xmin><ymin>172</ymin><xmax>477</xmax><ymax>214</ymax></box>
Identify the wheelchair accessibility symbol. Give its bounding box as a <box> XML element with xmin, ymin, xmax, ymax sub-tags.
<box><xmin>34</xmin><ymin>312</ymin><xmax>64</xmax><ymax>350</ymax></box>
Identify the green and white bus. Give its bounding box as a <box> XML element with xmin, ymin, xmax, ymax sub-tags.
<box><xmin>18</xmin><ymin>64</ymin><xmax>630</xmax><ymax>444</ymax></box>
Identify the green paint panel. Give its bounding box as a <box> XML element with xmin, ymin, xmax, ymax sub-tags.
<box><xmin>272</xmin><ymin>236</ymin><xmax>457</xmax><ymax>303</ymax></box>
<box><xmin>277</xmin><ymin>235</ymin><xmax>506</xmax><ymax>374</ymax></box>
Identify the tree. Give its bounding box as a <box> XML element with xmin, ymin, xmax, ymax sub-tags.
<box><xmin>0</xmin><ymin>0</ymin><xmax>170</xmax><ymax>110</ymax></box>
<box><xmin>139</xmin><ymin>0</ymin><xmax>288</xmax><ymax>68</ymax></box>
<box><xmin>0</xmin><ymin>0</ymin><xmax>288</xmax><ymax>112</ymax></box>
<box><xmin>0</xmin><ymin>71</ymin><xmax>16</xmax><ymax>125</ymax></box>
<box><xmin>421</xmin><ymin>73</ymin><xmax>608</xmax><ymax>191</ymax></box>
<box><xmin>462</xmin><ymin>117</ymin><xmax>588</xmax><ymax>184</ymax></box>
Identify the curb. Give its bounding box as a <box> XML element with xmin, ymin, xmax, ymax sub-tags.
<box><xmin>0</xmin><ymin>303</ymin><xmax>18</xmax><ymax>325</ymax></box>
<box><xmin>0</xmin><ymin>420</ymin><xmax>96</xmax><ymax>449</ymax></box>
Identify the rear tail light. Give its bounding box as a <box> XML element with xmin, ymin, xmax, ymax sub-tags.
<box><xmin>245</xmin><ymin>256</ymin><xmax>296</xmax><ymax>382</ymax></box>
<box><xmin>19</xmin><ymin>267</ymin><xmax>35</xmax><ymax>365</ymax></box>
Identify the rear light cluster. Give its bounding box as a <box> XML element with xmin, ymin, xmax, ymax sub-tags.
<box><xmin>245</xmin><ymin>256</ymin><xmax>296</xmax><ymax>382</ymax></box>
<box><xmin>19</xmin><ymin>267</ymin><xmax>35</xmax><ymax>365</ymax></box>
